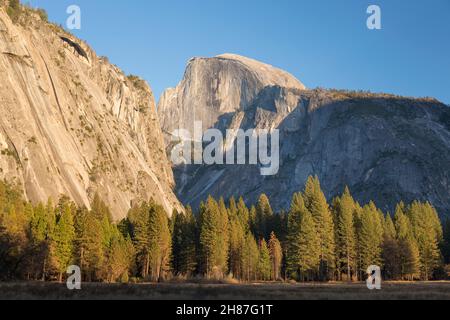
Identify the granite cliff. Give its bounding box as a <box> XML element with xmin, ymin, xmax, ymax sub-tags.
<box><xmin>0</xmin><ymin>5</ymin><xmax>181</xmax><ymax>219</ymax></box>
<box><xmin>158</xmin><ymin>54</ymin><xmax>450</xmax><ymax>217</ymax></box>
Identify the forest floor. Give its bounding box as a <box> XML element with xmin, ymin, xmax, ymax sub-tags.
<box><xmin>0</xmin><ymin>281</ymin><xmax>449</xmax><ymax>300</ymax></box>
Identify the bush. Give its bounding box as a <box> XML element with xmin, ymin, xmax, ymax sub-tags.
<box><xmin>35</xmin><ymin>8</ymin><xmax>48</xmax><ymax>22</ymax></box>
<box><xmin>6</xmin><ymin>0</ymin><xmax>21</xmax><ymax>23</ymax></box>
<box><xmin>120</xmin><ymin>273</ymin><xmax>129</xmax><ymax>284</ymax></box>
<box><xmin>6</xmin><ymin>1</ymin><xmax>49</xmax><ymax>24</ymax></box>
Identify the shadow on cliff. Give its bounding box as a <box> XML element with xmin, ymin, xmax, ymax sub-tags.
<box><xmin>172</xmin><ymin>88</ymin><xmax>450</xmax><ymax>217</ymax></box>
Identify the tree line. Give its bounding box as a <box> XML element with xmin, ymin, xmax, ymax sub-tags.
<box><xmin>1</xmin><ymin>177</ymin><xmax>449</xmax><ymax>283</ymax></box>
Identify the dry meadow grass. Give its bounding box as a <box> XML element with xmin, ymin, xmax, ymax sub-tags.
<box><xmin>0</xmin><ymin>281</ymin><xmax>449</xmax><ymax>300</ymax></box>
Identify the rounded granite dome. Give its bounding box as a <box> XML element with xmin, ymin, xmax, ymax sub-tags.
<box><xmin>216</xmin><ymin>53</ymin><xmax>306</xmax><ymax>91</ymax></box>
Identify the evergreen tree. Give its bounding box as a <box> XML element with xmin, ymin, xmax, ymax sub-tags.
<box><xmin>268</xmin><ymin>232</ymin><xmax>283</xmax><ymax>281</ymax></box>
<box><xmin>228</xmin><ymin>208</ymin><xmax>245</xmax><ymax>279</ymax></box>
<box><xmin>0</xmin><ymin>181</ymin><xmax>30</xmax><ymax>279</ymax></box>
<box><xmin>98</xmin><ymin>221</ymin><xmax>135</xmax><ymax>284</ymax></box>
<box><xmin>303</xmin><ymin>176</ymin><xmax>336</xmax><ymax>280</ymax></box>
<box><xmin>241</xmin><ymin>232</ymin><xmax>259</xmax><ymax>282</ymax></box>
<box><xmin>91</xmin><ymin>193</ymin><xmax>112</xmax><ymax>221</ymax></box>
<box><xmin>217</xmin><ymin>197</ymin><xmax>230</xmax><ymax>274</ymax></box>
<box><xmin>29</xmin><ymin>202</ymin><xmax>53</xmax><ymax>280</ymax></box>
<box><xmin>287</xmin><ymin>193</ymin><xmax>320</xmax><ymax>281</ymax></box>
<box><xmin>172</xmin><ymin>207</ymin><xmax>197</xmax><ymax>277</ymax></box>
<box><xmin>128</xmin><ymin>203</ymin><xmax>152</xmax><ymax>278</ymax></box>
<box><xmin>382</xmin><ymin>213</ymin><xmax>400</xmax><ymax>279</ymax></box>
<box><xmin>254</xmin><ymin>194</ymin><xmax>273</xmax><ymax>240</ymax></box>
<box><xmin>257</xmin><ymin>239</ymin><xmax>271</xmax><ymax>281</ymax></box>
<box><xmin>41</xmin><ymin>199</ymin><xmax>56</xmax><ymax>280</ymax></box>
<box><xmin>398</xmin><ymin>237</ymin><xmax>421</xmax><ymax>280</ymax></box>
<box><xmin>333</xmin><ymin>187</ymin><xmax>357</xmax><ymax>281</ymax></box>
<box><xmin>442</xmin><ymin>219</ymin><xmax>450</xmax><ymax>264</ymax></box>
<box><xmin>384</xmin><ymin>213</ymin><xmax>397</xmax><ymax>240</ymax></box>
<box><xmin>199</xmin><ymin>197</ymin><xmax>229</xmax><ymax>279</ymax></box>
<box><xmin>74</xmin><ymin>207</ymin><xmax>105</xmax><ymax>281</ymax></box>
<box><xmin>408</xmin><ymin>202</ymin><xmax>441</xmax><ymax>280</ymax></box>
<box><xmin>236</xmin><ymin>197</ymin><xmax>250</xmax><ymax>232</ymax></box>
<box><xmin>356</xmin><ymin>202</ymin><xmax>383</xmax><ymax>278</ymax></box>
<box><xmin>394</xmin><ymin>203</ymin><xmax>412</xmax><ymax>239</ymax></box>
<box><xmin>394</xmin><ymin>205</ymin><xmax>421</xmax><ymax>280</ymax></box>
<box><xmin>148</xmin><ymin>201</ymin><xmax>172</xmax><ymax>282</ymax></box>
<box><xmin>52</xmin><ymin>198</ymin><xmax>75</xmax><ymax>282</ymax></box>
<box><xmin>228</xmin><ymin>197</ymin><xmax>238</xmax><ymax>220</ymax></box>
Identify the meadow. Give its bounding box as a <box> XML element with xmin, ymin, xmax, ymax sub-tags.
<box><xmin>0</xmin><ymin>281</ymin><xmax>449</xmax><ymax>300</ymax></box>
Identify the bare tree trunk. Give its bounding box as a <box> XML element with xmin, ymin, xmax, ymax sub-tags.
<box><xmin>42</xmin><ymin>258</ymin><xmax>47</xmax><ymax>281</ymax></box>
<box><xmin>347</xmin><ymin>252</ymin><xmax>351</xmax><ymax>282</ymax></box>
<box><xmin>145</xmin><ymin>253</ymin><xmax>150</xmax><ymax>279</ymax></box>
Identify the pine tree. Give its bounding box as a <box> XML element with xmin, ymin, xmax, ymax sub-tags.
<box><xmin>172</xmin><ymin>207</ymin><xmax>197</xmax><ymax>277</ymax></box>
<box><xmin>228</xmin><ymin>209</ymin><xmax>245</xmax><ymax>279</ymax></box>
<box><xmin>382</xmin><ymin>213</ymin><xmax>400</xmax><ymax>279</ymax></box>
<box><xmin>254</xmin><ymin>194</ymin><xmax>273</xmax><ymax>240</ymax></box>
<box><xmin>217</xmin><ymin>197</ymin><xmax>230</xmax><ymax>275</ymax></box>
<box><xmin>52</xmin><ymin>198</ymin><xmax>76</xmax><ymax>282</ymax></box>
<box><xmin>128</xmin><ymin>202</ymin><xmax>152</xmax><ymax>279</ymax></box>
<box><xmin>384</xmin><ymin>213</ymin><xmax>397</xmax><ymax>240</ymax></box>
<box><xmin>38</xmin><ymin>199</ymin><xmax>56</xmax><ymax>280</ymax></box>
<box><xmin>148</xmin><ymin>201</ymin><xmax>172</xmax><ymax>282</ymax></box>
<box><xmin>237</xmin><ymin>197</ymin><xmax>250</xmax><ymax>232</ymax></box>
<box><xmin>73</xmin><ymin>207</ymin><xmax>88</xmax><ymax>278</ymax></box>
<box><xmin>228</xmin><ymin>197</ymin><xmax>238</xmax><ymax>220</ymax></box>
<box><xmin>303</xmin><ymin>176</ymin><xmax>336</xmax><ymax>280</ymax></box>
<box><xmin>29</xmin><ymin>203</ymin><xmax>45</xmax><ymax>279</ymax></box>
<box><xmin>356</xmin><ymin>202</ymin><xmax>383</xmax><ymax>278</ymax></box>
<box><xmin>398</xmin><ymin>237</ymin><xmax>421</xmax><ymax>280</ymax></box>
<box><xmin>199</xmin><ymin>197</ymin><xmax>229</xmax><ymax>279</ymax></box>
<box><xmin>241</xmin><ymin>232</ymin><xmax>259</xmax><ymax>282</ymax></box>
<box><xmin>394</xmin><ymin>203</ymin><xmax>412</xmax><ymax>239</ymax></box>
<box><xmin>408</xmin><ymin>201</ymin><xmax>441</xmax><ymax>280</ymax></box>
<box><xmin>0</xmin><ymin>181</ymin><xmax>30</xmax><ymax>279</ymax></box>
<box><xmin>105</xmin><ymin>226</ymin><xmax>134</xmax><ymax>283</ymax></box>
<box><xmin>257</xmin><ymin>239</ymin><xmax>271</xmax><ymax>281</ymax></box>
<box><xmin>442</xmin><ymin>219</ymin><xmax>450</xmax><ymax>264</ymax></box>
<box><xmin>394</xmin><ymin>205</ymin><xmax>420</xmax><ymax>280</ymax></box>
<box><xmin>333</xmin><ymin>187</ymin><xmax>357</xmax><ymax>281</ymax></box>
<box><xmin>287</xmin><ymin>193</ymin><xmax>320</xmax><ymax>281</ymax></box>
<box><xmin>268</xmin><ymin>232</ymin><xmax>283</xmax><ymax>281</ymax></box>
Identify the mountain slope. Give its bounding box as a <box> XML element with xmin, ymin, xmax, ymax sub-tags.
<box><xmin>0</xmin><ymin>6</ymin><xmax>181</xmax><ymax>219</ymax></box>
<box><xmin>158</xmin><ymin>54</ymin><xmax>450</xmax><ymax>218</ymax></box>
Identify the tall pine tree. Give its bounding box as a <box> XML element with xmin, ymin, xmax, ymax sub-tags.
<box><xmin>52</xmin><ymin>198</ymin><xmax>75</xmax><ymax>282</ymax></box>
<box><xmin>287</xmin><ymin>193</ymin><xmax>320</xmax><ymax>281</ymax></box>
<box><xmin>303</xmin><ymin>176</ymin><xmax>336</xmax><ymax>280</ymax></box>
<box><xmin>268</xmin><ymin>232</ymin><xmax>283</xmax><ymax>281</ymax></box>
<box><xmin>333</xmin><ymin>188</ymin><xmax>357</xmax><ymax>281</ymax></box>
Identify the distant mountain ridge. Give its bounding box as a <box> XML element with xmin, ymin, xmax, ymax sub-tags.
<box><xmin>158</xmin><ymin>54</ymin><xmax>450</xmax><ymax>218</ymax></box>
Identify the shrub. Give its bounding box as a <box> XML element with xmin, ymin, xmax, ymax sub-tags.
<box><xmin>35</xmin><ymin>8</ymin><xmax>48</xmax><ymax>22</ymax></box>
<box><xmin>6</xmin><ymin>0</ymin><xmax>21</xmax><ymax>23</ymax></box>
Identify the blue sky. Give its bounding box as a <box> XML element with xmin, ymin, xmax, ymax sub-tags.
<box><xmin>27</xmin><ymin>0</ymin><xmax>450</xmax><ymax>104</ymax></box>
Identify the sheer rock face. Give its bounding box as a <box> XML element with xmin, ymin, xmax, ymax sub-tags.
<box><xmin>0</xmin><ymin>8</ymin><xmax>182</xmax><ymax>220</ymax></box>
<box><xmin>158</xmin><ymin>53</ymin><xmax>306</xmax><ymax>139</ymax></box>
<box><xmin>158</xmin><ymin>54</ymin><xmax>450</xmax><ymax>218</ymax></box>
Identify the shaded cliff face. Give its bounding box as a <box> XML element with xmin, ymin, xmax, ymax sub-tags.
<box><xmin>158</xmin><ymin>55</ymin><xmax>450</xmax><ymax>218</ymax></box>
<box><xmin>0</xmin><ymin>8</ymin><xmax>182</xmax><ymax>219</ymax></box>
